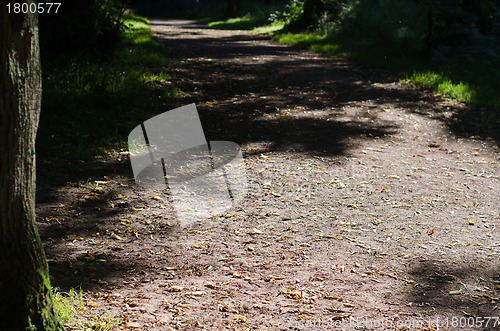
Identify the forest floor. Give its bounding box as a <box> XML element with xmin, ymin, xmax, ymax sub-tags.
<box><xmin>36</xmin><ymin>20</ymin><xmax>500</xmax><ymax>330</ymax></box>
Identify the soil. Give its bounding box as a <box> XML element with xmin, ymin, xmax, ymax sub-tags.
<box><xmin>36</xmin><ymin>20</ymin><xmax>500</xmax><ymax>330</ymax></box>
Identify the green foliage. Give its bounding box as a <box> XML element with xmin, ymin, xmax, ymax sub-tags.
<box><xmin>208</xmin><ymin>0</ymin><xmax>288</xmax><ymax>30</ymax></box>
<box><xmin>273</xmin><ymin>28</ymin><xmax>500</xmax><ymax>112</ymax></box>
<box><xmin>53</xmin><ymin>288</ymin><xmax>122</xmax><ymax>330</ymax></box>
<box><xmin>427</xmin><ymin>0</ymin><xmax>500</xmax><ymax>61</ymax></box>
<box><xmin>271</xmin><ymin>0</ymin><xmax>500</xmax><ymax>113</ymax></box>
<box><xmin>37</xmin><ymin>14</ymin><xmax>173</xmax><ymax>159</ymax></box>
<box><xmin>39</xmin><ymin>0</ymin><xmax>128</xmax><ymax>59</ymax></box>
<box><xmin>270</xmin><ymin>0</ymin><xmax>305</xmax><ymax>26</ymax></box>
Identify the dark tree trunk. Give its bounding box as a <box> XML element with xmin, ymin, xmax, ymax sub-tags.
<box><xmin>0</xmin><ymin>2</ymin><xmax>65</xmax><ymax>330</ymax></box>
<box><xmin>227</xmin><ymin>0</ymin><xmax>240</xmax><ymax>18</ymax></box>
<box><xmin>426</xmin><ymin>5</ymin><xmax>433</xmax><ymax>53</ymax></box>
<box><xmin>285</xmin><ymin>0</ymin><xmax>325</xmax><ymax>31</ymax></box>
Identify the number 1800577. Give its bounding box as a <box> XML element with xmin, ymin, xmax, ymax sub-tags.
<box><xmin>6</xmin><ymin>2</ymin><xmax>61</xmax><ymax>14</ymax></box>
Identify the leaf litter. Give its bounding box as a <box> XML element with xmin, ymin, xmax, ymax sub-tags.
<box><xmin>35</xmin><ymin>19</ymin><xmax>500</xmax><ymax>330</ymax></box>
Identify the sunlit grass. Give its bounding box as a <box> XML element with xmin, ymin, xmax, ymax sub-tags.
<box><xmin>207</xmin><ymin>0</ymin><xmax>285</xmax><ymax>31</ymax></box>
<box><xmin>272</xmin><ymin>30</ymin><xmax>500</xmax><ymax>113</ymax></box>
<box><xmin>53</xmin><ymin>288</ymin><xmax>122</xmax><ymax>330</ymax></box>
<box><xmin>409</xmin><ymin>72</ymin><xmax>473</xmax><ymax>103</ymax></box>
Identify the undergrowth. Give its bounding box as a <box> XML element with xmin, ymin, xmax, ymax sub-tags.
<box><xmin>37</xmin><ymin>10</ymin><xmax>175</xmax><ymax>160</ymax></box>
<box><xmin>208</xmin><ymin>1</ymin><xmax>285</xmax><ymax>31</ymax></box>
<box><xmin>53</xmin><ymin>288</ymin><xmax>121</xmax><ymax>330</ymax></box>
<box><xmin>208</xmin><ymin>1</ymin><xmax>500</xmax><ymax>118</ymax></box>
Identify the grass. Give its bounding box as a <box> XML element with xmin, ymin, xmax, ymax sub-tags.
<box><xmin>209</xmin><ymin>14</ymin><xmax>284</xmax><ymax>32</ymax></box>
<box><xmin>207</xmin><ymin>1</ymin><xmax>286</xmax><ymax>32</ymax></box>
<box><xmin>208</xmin><ymin>1</ymin><xmax>499</xmax><ymax>119</ymax></box>
<box><xmin>37</xmin><ymin>10</ymin><xmax>175</xmax><ymax>160</ymax></box>
<box><xmin>53</xmin><ymin>288</ymin><xmax>121</xmax><ymax>330</ymax></box>
<box><xmin>273</xmin><ymin>29</ymin><xmax>500</xmax><ymax>115</ymax></box>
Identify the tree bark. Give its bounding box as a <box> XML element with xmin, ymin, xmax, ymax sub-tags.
<box><xmin>226</xmin><ymin>0</ymin><xmax>240</xmax><ymax>18</ymax></box>
<box><xmin>0</xmin><ymin>2</ymin><xmax>65</xmax><ymax>330</ymax></box>
<box><xmin>285</xmin><ymin>0</ymin><xmax>325</xmax><ymax>31</ymax></box>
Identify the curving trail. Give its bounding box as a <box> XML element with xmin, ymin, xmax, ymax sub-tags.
<box><xmin>39</xmin><ymin>20</ymin><xmax>499</xmax><ymax>330</ymax></box>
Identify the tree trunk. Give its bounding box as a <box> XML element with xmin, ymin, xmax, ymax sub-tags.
<box><xmin>285</xmin><ymin>0</ymin><xmax>325</xmax><ymax>31</ymax></box>
<box><xmin>226</xmin><ymin>0</ymin><xmax>240</xmax><ymax>18</ymax></box>
<box><xmin>0</xmin><ymin>2</ymin><xmax>65</xmax><ymax>330</ymax></box>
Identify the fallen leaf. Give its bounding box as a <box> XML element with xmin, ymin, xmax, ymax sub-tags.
<box><xmin>167</xmin><ymin>285</ymin><xmax>184</xmax><ymax>292</ymax></box>
<box><xmin>110</xmin><ymin>233</ymin><xmax>123</xmax><ymax>240</ymax></box>
<box><xmin>324</xmin><ymin>293</ymin><xmax>343</xmax><ymax>301</ymax></box>
<box><xmin>233</xmin><ymin>315</ymin><xmax>247</xmax><ymax>322</ymax></box>
<box><xmin>247</xmin><ymin>228</ymin><xmax>263</xmax><ymax>235</ymax></box>
<box><xmin>124</xmin><ymin>322</ymin><xmax>141</xmax><ymax>328</ymax></box>
<box><xmin>387</xmin><ymin>272</ymin><xmax>397</xmax><ymax>279</ymax></box>
<box><xmin>185</xmin><ymin>291</ymin><xmax>206</xmax><ymax>296</ymax></box>
<box><xmin>86</xmin><ymin>301</ymin><xmax>98</xmax><ymax>307</ymax></box>
<box><xmin>449</xmin><ymin>289</ymin><xmax>462</xmax><ymax>295</ymax></box>
<box><xmin>468</xmin><ymin>220</ymin><xmax>475</xmax><ymax>225</ymax></box>
<box><xmin>428</xmin><ymin>227</ymin><xmax>435</xmax><ymax>235</ymax></box>
<box><xmin>331</xmin><ymin>313</ymin><xmax>352</xmax><ymax>320</ymax></box>
<box><xmin>283</xmin><ymin>289</ymin><xmax>302</xmax><ymax>299</ymax></box>
<box><xmin>204</xmin><ymin>281</ymin><xmax>217</xmax><ymax>289</ymax></box>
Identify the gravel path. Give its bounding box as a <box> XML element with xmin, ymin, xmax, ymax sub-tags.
<box><xmin>37</xmin><ymin>20</ymin><xmax>499</xmax><ymax>330</ymax></box>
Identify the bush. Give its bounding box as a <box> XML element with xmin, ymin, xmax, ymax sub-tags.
<box><xmin>39</xmin><ymin>0</ymin><xmax>128</xmax><ymax>60</ymax></box>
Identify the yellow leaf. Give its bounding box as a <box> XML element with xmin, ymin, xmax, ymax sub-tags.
<box><xmin>449</xmin><ymin>289</ymin><xmax>462</xmax><ymax>295</ymax></box>
<box><xmin>204</xmin><ymin>281</ymin><xmax>216</xmax><ymax>289</ymax></box>
<box><xmin>468</xmin><ymin>220</ymin><xmax>475</xmax><ymax>225</ymax></box>
<box><xmin>324</xmin><ymin>293</ymin><xmax>343</xmax><ymax>301</ymax></box>
<box><xmin>92</xmin><ymin>186</ymin><xmax>105</xmax><ymax>194</ymax></box>
<box><xmin>233</xmin><ymin>315</ymin><xmax>247</xmax><ymax>322</ymax></box>
<box><xmin>428</xmin><ymin>227</ymin><xmax>435</xmax><ymax>235</ymax></box>
<box><xmin>387</xmin><ymin>272</ymin><xmax>397</xmax><ymax>279</ymax></box>
<box><xmin>86</xmin><ymin>301</ymin><xmax>98</xmax><ymax>307</ymax></box>
<box><xmin>284</xmin><ymin>289</ymin><xmax>303</xmax><ymax>299</ymax></box>
<box><xmin>167</xmin><ymin>285</ymin><xmax>184</xmax><ymax>292</ymax></box>
<box><xmin>124</xmin><ymin>322</ymin><xmax>141</xmax><ymax>328</ymax></box>
<box><xmin>247</xmin><ymin>228</ymin><xmax>263</xmax><ymax>235</ymax></box>
<box><xmin>185</xmin><ymin>291</ymin><xmax>206</xmax><ymax>296</ymax></box>
<box><xmin>110</xmin><ymin>233</ymin><xmax>123</xmax><ymax>240</ymax></box>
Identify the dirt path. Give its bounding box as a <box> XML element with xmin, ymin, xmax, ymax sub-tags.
<box><xmin>37</xmin><ymin>20</ymin><xmax>499</xmax><ymax>330</ymax></box>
